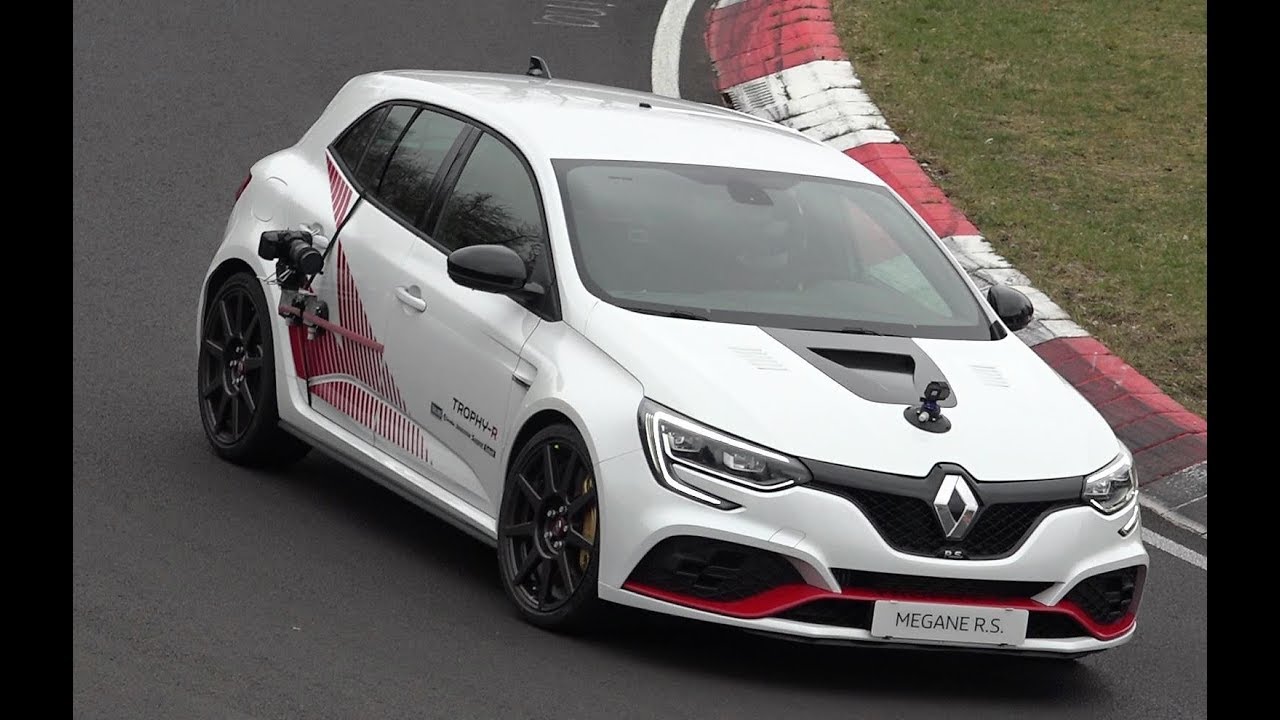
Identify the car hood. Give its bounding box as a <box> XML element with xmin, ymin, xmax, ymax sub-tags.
<box><xmin>582</xmin><ymin>302</ymin><xmax>1119</xmax><ymax>481</ymax></box>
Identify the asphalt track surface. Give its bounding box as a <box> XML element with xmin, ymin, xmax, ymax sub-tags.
<box><xmin>72</xmin><ymin>1</ymin><xmax>1207</xmax><ymax>717</ymax></box>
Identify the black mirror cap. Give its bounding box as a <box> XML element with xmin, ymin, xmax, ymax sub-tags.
<box><xmin>986</xmin><ymin>285</ymin><xmax>1034</xmax><ymax>332</ymax></box>
<box><xmin>447</xmin><ymin>244</ymin><xmax>529</xmax><ymax>294</ymax></box>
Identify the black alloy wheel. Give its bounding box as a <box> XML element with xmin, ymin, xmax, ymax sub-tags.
<box><xmin>498</xmin><ymin>424</ymin><xmax>602</xmax><ymax>630</ymax></box>
<box><xmin>197</xmin><ymin>271</ymin><xmax>309</xmax><ymax>467</ymax></box>
<box><xmin>201</xmin><ymin>282</ymin><xmax>265</xmax><ymax>443</ymax></box>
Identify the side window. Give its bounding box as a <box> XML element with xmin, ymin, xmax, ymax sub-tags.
<box><xmin>353</xmin><ymin>105</ymin><xmax>417</xmax><ymax>191</ymax></box>
<box><xmin>378</xmin><ymin>109</ymin><xmax>467</xmax><ymax>225</ymax></box>
<box><xmin>434</xmin><ymin>133</ymin><xmax>549</xmax><ymax>283</ymax></box>
<box><xmin>333</xmin><ymin>106</ymin><xmax>387</xmax><ymax>170</ymax></box>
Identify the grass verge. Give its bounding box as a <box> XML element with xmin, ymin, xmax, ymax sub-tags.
<box><xmin>831</xmin><ymin>0</ymin><xmax>1207</xmax><ymax>417</ymax></box>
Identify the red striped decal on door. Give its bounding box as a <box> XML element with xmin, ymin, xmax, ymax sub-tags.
<box><xmin>295</xmin><ymin>245</ymin><xmax>407</xmax><ymax>411</ymax></box>
<box><xmin>310</xmin><ymin>379</ymin><xmax>430</xmax><ymax>463</ymax></box>
<box><xmin>286</xmin><ymin>241</ymin><xmax>423</xmax><ymax>461</ymax></box>
<box><xmin>326</xmin><ymin>151</ymin><xmax>356</xmax><ymax>227</ymax></box>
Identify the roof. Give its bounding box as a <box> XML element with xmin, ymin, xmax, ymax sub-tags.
<box><xmin>350</xmin><ymin>70</ymin><xmax>885</xmax><ymax>185</ymax></box>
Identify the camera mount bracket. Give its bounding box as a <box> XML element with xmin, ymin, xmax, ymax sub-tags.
<box><xmin>905</xmin><ymin>380</ymin><xmax>953</xmax><ymax>433</ymax></box>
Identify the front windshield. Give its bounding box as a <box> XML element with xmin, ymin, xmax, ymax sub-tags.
<box><xmin>554</xmin><ymin>160</ymin><xmax>991</xmax><ymax>340</ymax></box>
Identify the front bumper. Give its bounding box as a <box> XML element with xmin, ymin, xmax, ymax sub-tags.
<box><xmin>595</xmin><ymin>449</ymin><xmax>1148</xmax><ymax>654</ymax></box>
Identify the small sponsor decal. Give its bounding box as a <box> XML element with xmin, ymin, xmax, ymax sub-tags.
<box><xmin>427</xmin><ymin>397</ymin><xmax>498</xmax><ymax>459</ymax></box>
<box><xmin>453</xmin><ymin>397</ymin><xmax>499</xmax><ymax>441</ymax></box>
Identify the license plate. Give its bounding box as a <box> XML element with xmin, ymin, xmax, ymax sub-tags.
<box><xmin>870</xmin><ymin>600</ymin><xmax>1028</xmax><ymax>646</ymax></box>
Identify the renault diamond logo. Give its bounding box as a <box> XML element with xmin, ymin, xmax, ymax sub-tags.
<box><xmin>933</xmin><ymin>474</ymin><xmax>979</xmax><ymax>540</ymax></box>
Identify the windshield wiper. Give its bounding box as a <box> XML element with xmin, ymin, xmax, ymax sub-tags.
<box><xmin>621</xmin><ymin>305</ymin><xmax>710</xmax><ymax>321</ymax></box>
<box><xmin>837</xmin><ymin>326</ymin><xmax>887</xmax><ymax>336</ymax></box>
<box><xmin>804</xmin><ymin>325</ymin><xmax>900</xmax><ymax>337</ymax></box>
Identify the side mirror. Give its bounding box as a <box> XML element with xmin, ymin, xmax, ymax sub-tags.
<box><xmin>447</xmin><ymin>244</ymin><xmax>529</xmax><ymax>294</ymax></box>
<box><xmin>986</xmin><ymin>285</ymin><xmax>1034</xmax><ymax>332</ymax></box>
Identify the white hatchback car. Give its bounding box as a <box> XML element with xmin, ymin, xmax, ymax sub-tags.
<box><xmin>196</xmin><ymin>63</ymin><xmax>1148</xmax><ymax>657</ymax></box>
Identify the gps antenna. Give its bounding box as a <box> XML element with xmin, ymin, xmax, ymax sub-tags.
<box><xmin>527</xmin><ymin>56</ymin><xmax>552</xmax><ymax>79</ymax></box>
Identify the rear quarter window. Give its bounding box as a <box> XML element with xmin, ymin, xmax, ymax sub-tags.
<box><xmin>332</xmin><ymin>105</ymin><xmax>388</xmax><ymax>171</ymax></box>
<box><xmin>352</xmin><ymin>105</ymin><xmax>417</xmax><ymax>190</ymax></box>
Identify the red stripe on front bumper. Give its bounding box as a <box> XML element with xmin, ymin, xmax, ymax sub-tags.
<box><xmin>621</xmin><ymin>581</ymin><xmax>1136</xmax><ymax>642</ymax></box>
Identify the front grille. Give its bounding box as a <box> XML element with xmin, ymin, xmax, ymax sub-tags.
<box><xmin>1065</xmin><ymin>567</ymin><xmax>1141</xmax><ymax>625</ymax></box>
<box><xmin>961</xmin><ymin>502</ymin><xmax>1064</xmax><ymax>556</ymax></box>
<box><xmin>1027</xmin><ymin>612</ymin><xmax>1088</xmax><ymax>639</ymax></box>
<box><xmin>842</xmin><ymin>488</ymin><xmax>942</xmax><ymax>554</ymax></box>
<box><xmin>815</xmin><ymin>483</ymin><xmax>1072</xmax><ymax>560</ymax></box>
<box><xmin>777</xmin><ymin>599</ymin><xmax>872</xmax><ymax>628</ymax></box>
<box><xmin>833</xmin><ymin>569</ymin><xmax>1052</xmax><ymax>600</ymax></box>
<box><xmin>626</xmin><ymin>536</ymin><xmax>803</xmax><ymax>602</ymax></box>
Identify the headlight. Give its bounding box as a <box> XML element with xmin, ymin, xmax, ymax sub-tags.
<box><xmin>1083</xmin><ymin>443</ymin><xmax>1138</xmax><ymax>514</ymax></box>
<box><xmin>639</xmin><ymin>399</ymin><xmax>811</xmax><ymax>508</ymax></box>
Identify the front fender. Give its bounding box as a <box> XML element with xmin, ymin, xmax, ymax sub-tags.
<box><xmin>506</xmin><ymin>322</ymin><xmax>645</xmax><ymax>476</ymax></box>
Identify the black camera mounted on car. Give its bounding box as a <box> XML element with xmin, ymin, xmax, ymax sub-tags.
<box><xmin>258</xmin><ymin>229</ymin><xmax>324</xmax><ymax>290</ymax></box>
<box><xmin>259</xmin><ymin>229</ymin><xmax>330</xmax><ymax>339</ymax></box>
<box><xmin>904</xmin><ymin>380</ymin><xmax>953</xmax><ymax>433</ymax></box>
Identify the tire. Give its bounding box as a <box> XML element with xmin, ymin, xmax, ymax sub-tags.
<box><xmin>497</xmin><ymin>423</ymin><xmax>604</xmax><ymax>632</ymax></box>
<box><xmin>197</xmin><ymin>271</ymin><xmax>309</xmax><ymax>468</ymax></box>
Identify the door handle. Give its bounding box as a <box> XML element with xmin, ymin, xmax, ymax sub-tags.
<box><xmin>395</xmin><ymin>285</ymin><xmax>427</xmax><ymax>312</ymax></box>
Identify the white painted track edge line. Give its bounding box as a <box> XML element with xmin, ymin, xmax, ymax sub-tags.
<box><xmin>652</xmin><ymin>0</ymin><xmax>698</xmax><ymax>97</ymax></box>
<box><xmin>1139</xmin><ymin>494</ymin><xmax>1208</xmax><ymax>537</ymax></box>
<box><xmin>1170</xmin><ymin>494</ymin><xmax>1207</xmax><ymax>511</ymax></box>
<box><xmin>1142</xmin><ymin>528</ymin><xmax>1206</xmax><ymax>571</ymax></box>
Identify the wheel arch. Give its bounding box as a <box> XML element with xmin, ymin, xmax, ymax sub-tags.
<box><xmin>196</xmin><ymin>257</ymin><xmax>261</xmax><ymax>364</ymax></box>
<box><xmin>195</xmin><ymin>246</ymin><xmax>278</xmax><ymax>361</ymax></box>
<box><xmin>505</xmin><ymin>408</ymin><xmax>579</xmax><ymax>478</ymax></box>
<box><xmin>202</xmin><ymin>258</ymin><xmax>258</xmax><ymax>316</ymax></box>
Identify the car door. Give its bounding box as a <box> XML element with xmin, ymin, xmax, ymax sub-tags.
<box><xmin>380</xmin><ymin>129</ymin><xmax>553</xmax><ymax>513</ymax></box>
<box><xmin>300</xmin><ymin>103</ymin><xmax>469</xmax><ymax>450</ymax></box>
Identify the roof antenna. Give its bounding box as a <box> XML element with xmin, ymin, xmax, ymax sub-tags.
<box><xmin>526</xmin><ymin>56</ymin><xmax>552</xmax><ymax>79</ymax></box>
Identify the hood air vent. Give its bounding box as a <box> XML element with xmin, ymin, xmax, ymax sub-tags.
<box><xmin>760</xmin><ymin>328</ymin><xmax>957</xmax><ymax>407</ymax></box>
<box><xmin>810</xmin><ymin>349</ymin><xmax>916</xmax><ymax>402</ymax></box>
<box><xmin>810</xmin><ymin>349</ymin><xmax>915</xmax><ymax>376</ymax></box>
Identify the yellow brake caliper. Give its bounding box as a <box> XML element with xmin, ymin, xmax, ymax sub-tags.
<box><xmin>579</xmin><ymin>474</ymin><xmax>597</xmax><ymax>572</ymax></box>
